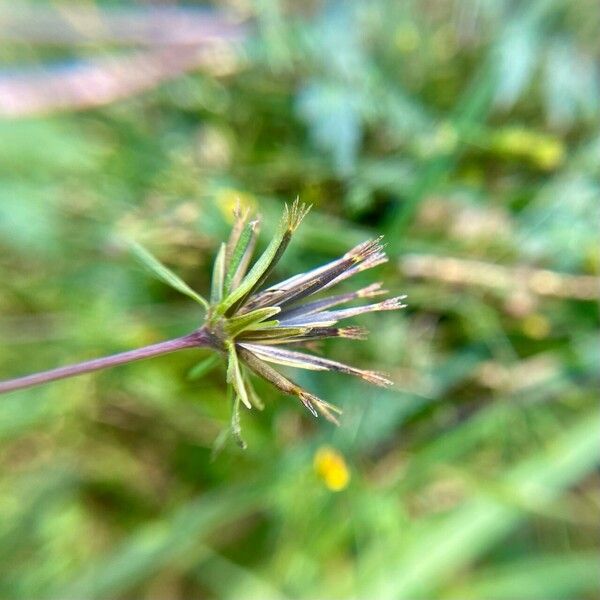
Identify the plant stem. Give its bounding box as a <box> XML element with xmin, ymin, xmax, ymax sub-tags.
<box><xmin>0</xmin><ymin>328</ymin><xmax>212</xmax><ymax>395</ymax></box>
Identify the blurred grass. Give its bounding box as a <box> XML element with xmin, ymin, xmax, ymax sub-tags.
<box><xmin>0</xmin><ymin>1</ymin><xmax>599</xmax><ymax>599</ymax></box>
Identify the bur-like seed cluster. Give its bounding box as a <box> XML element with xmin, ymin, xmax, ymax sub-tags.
<box><xmin>203</xmin><ymin>200</ymin><xmax>406</xmax><ymax>435</ymax></box>
<box><xmin>0</xmin><ymin>199</ymin><xmax>406</xmax><ymax>448</ymax></box>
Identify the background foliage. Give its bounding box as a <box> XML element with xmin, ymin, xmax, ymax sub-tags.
<box><xmin>0</xmin><ymin>1</ymin><xmax>598</xmax><ymax>598</ymax></box>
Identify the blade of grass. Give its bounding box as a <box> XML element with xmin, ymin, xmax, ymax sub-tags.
<box><xmin>446</xmin><ymin>553</ymin><xmax>600</xmax><ymax>600</ymax></box>
<box><xmin>362</xmin><ymin>411</ymin><xmax>600</xmax><ymax>599</ymax></box>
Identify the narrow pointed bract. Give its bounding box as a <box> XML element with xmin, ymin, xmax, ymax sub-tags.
<box><xmin>220</xmin><ymin>199</ymin><xmax>311</xmax><ymax>316</ymax></box>
<box><xmin>210</xmin><ymin>243</ymin><xmax>227</xmax><ymax>304</ymax></box>
<box><xmin>130</xmin><ymin>241</ymin><xmax>209</xmax><ymax>310</ymax></box>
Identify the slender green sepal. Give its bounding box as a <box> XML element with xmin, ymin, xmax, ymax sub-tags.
<box><xmin>226</xmin><ymin>342</ymin><xmax>251</xmax><ymax>409</ymax></box>
<box><xmin>231</xmin><ymin>394</ymin><xmax>247</xmax><ymax>449</ymax></box>
<box><xmin>130</xmin><ymin>241</ymin><xmax>209</xmax><ymax>310</ymax></box>
<box><xmin>226</xmin><ymin>307</ymin><xmax>281</xmax><ymax>337</ymax></box>
<box><xmin>239</xmin><ymin>319</ymin><xmax>281</xmax><ymax>331</ymax></box>
<box><xmin>225</xmin><ymin>204</ymin><xmax>248</xmax><ymax>265</ymax></box>
<box><xmin>238</xmin><ymin>326</ymin><xmax>309</xmax><ymax>341</ymax></box>
<box><xmin>230</xmin><ymin>219</ymin><xmax>260</xmax><ymax>291</ymax></box>
<box><xmin>219</xmin><ymin>200</ymin><xmax>310</xmax><ymax>316</ymax></box>
<box><xmin>210</xmin><ymin>242</ymin><xmax>227</xmax><ymax>304</ymax></box>
<box><xmin>224</xmin><ymin>220</ymin><xmax>258</xmax><ymax>296</ymax></box>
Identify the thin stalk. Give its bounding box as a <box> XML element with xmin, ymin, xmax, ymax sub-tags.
<box><xmin>0</xmin><ymin>328</ymin><xmax>212</xmax><ymax>395</ymax></box>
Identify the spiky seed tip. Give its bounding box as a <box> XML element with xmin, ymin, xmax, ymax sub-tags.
<box><xmin>299</xmin><ymin>392</ymin><xmax>341</xmax><ymax>425</ymax></box>
<box><xmin>358</xmin><ymin>252</ymin><xmax>388</xmax><ymax>271</ymax></box>
<box><xmin>379</xmin><ymin>296</ymin><xmax>408</xmax><ymax>310</ymax></box>
<box><xmin>339</xmin><ymin>326</ymin><xmax>369</xmax><ymax>340</ymax></box>
<box><xmin>361</xmin><ymin>371</ymin><xmax>394</xmax><ymax>387</ymax></box>
<box><xmin>297</xmin><ymin>391</ymin><xmax>319</xmax><ymax>417</ymax></box>
<box><xmin>346</xmin><ymin>236</ymin><xmax>385</xmax><ymax>264</ymax></box>
<box><xmin>286</xmin><ymin>198</ymin><xmax>311</xmax><ymax>233</ymax></box>
<box><xmin>357</xmin><ymin>282</ymin><xmax>387</xmax><ymax>298</ymax></box>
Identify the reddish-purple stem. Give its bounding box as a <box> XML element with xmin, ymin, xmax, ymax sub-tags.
<box><xmin>0</xmin><ymin>328</ymin><xmax>211</xmax><ymax>395</ymax></box>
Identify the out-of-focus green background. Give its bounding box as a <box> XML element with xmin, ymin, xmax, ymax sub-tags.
<box><xmin>0</xmin><ymin>1</ymin><xmax>598</xmax><ymax>598</ymax></box>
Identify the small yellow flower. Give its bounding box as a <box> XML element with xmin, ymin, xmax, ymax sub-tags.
<box><xmin>314</xmin><ymin>446</ymin><xmax>351</xmax><ymax>492</ymax></box>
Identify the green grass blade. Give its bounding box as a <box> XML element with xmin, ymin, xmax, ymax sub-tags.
<box><xmin>47</xmin><ymin>484</ymin><xmax>265</xmax><ymax>600</ymax></box>
<box><xmin>446</xmin><ymin>553</ymin><xmax>600</xmax><ymax>600</ymax></box>
<box><xmin>363</xmin><ymin>411</ymin><xmax>600</xmax><ymax>599</ymax></box>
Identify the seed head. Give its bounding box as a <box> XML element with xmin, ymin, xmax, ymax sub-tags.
<box><xmin>197</xmin><ymin>200</ymin><xmax>406</xmax><ymax>440</ymax></box>
<box><xmin>134</xmin><ymin>199</ymin><xmax>406</xmax><ymax>444</ymax></box>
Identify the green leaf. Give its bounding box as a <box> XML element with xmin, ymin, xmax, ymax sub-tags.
<box><xmin>130</xmin><ymin>241</ymin><xmax>208</xmax><ymax>310</ymax></box>
<box><xmin>210</xmin><ymin>242</ymin><xmax>226</xmax><ymax>304</ymax></box>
